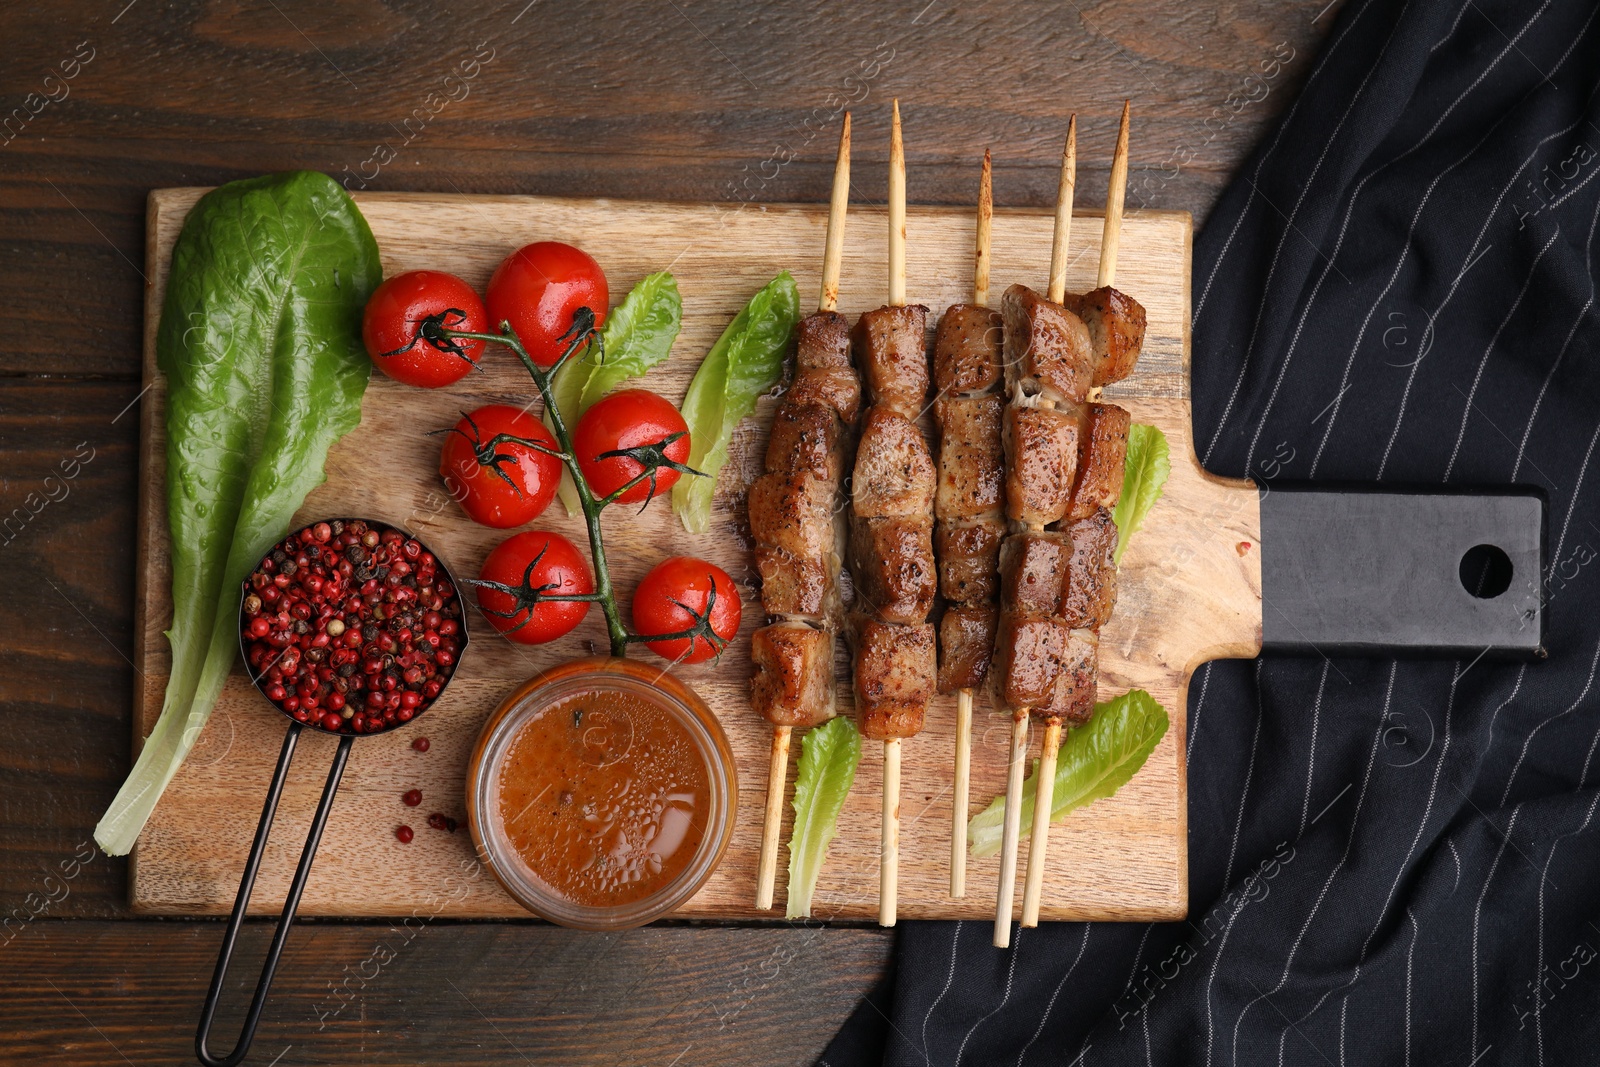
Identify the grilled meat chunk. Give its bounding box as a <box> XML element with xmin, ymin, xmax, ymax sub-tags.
<box><xmin>748</xmin><ymin>472</ymin><xmax>834</xmax><ymax>561</ymax></box>
<box><xmin>1039</xmin><ymin>628</ymin><xmax>1098</xmax><ymax>725</ymax></box>
<box><xmin>849</xmin><ymin>516</ymin><xmax>936</xmax><ymax>624</ymax></box>
<box><xmin>1069</xmin><ymin>402</ymin><xmax>1130</xmax><ymax>521</ymax></box>
<box><xmin>789</xmin><ymin>311</ymin><xmax>861</xmax><ymax>425</ymax></box>
<box><xmin>765</xmin><ymin>400</ymin><xmax>843</xmax><ymax>482</ymax></box>
<box><xmin>933</xmin><ymin>303</ymin><xmax>1003</xmax><ymax>398</ymax></box>
<box><xmin>751</xmin><ymin>621</ymin><xmax>837</xmax><ymax>728</ymax></box>
<box><xmin>989</xmin><ymin>611</ymin><xmax>1068</xmax><ymax>709</ymax></box>
<box><xmin>755</xmin><ymin>545</ymin><xmax>836</xmax><ymax>621</ymax></box>
<box><xmin>999</xmin><ymin>532</ymin><xmax>1068</xmax><ymax>616</ymax></box>
<box><xmin>1000</xmin><ymin>284</ymin><xmax>1094</xmax><ymax>404</ymax></box>
<box><xmin>853</xmin><ymin>304</ymin><xmax>930</xmax><ymax>415</ymax></box>
<box><xmin>1062</xmin><ymin>286</ymin><xmax>1147</xmax><ymax>388</ymax></box>
<box><xmin>935</xmin><ymin>518</ymin><xmax>1004</xmax><ymax>603</ymax></box>
<box><xmin>852</xmin><ymin>407</ymin><xmax>936</xmax><ymax>518</ymax></box>
<box><xmin>1003</xmin><ymin>402</ymin><xmax>1081</xmax><ymax>527</ymax></box>
<box><xmin>988</xmin><ymin>614</ymin><xmax>1098</xmax><ymax>723</ymax></box>
<box><xmin>938</xmin><ymin>603</ymin><xmax>998</xmax><ymax>693</ymax></box>
<box><xmin>1060</xmin><ymin>509</ymin><xmax>1118</xmax><ymax>629</ymax></box>
<box><xmin>935</xmin><ymin>394</ymin><xmax>1005</xmax><ymax>521</ymax></box>
<box><xmin>853</xmin><ymin>616</ymin><xmax>936</xmax><ymax>740</ymax></box>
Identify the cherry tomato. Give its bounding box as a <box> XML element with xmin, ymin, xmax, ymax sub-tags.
<box><xmin>475</xmin><ymin>531</ymin><xmax>593</xmax><ymax>644</ymax></box>
<box><xmin>363</xmin><ymin>270</ymin><xmax>487</xmax><ymax>388</ymax></box>
<box><xmin>573</xmin><ymin>389</ymin><xmax>693</xmax><ymax>506</ymax></box>
<box><xmin>631</xmin><ymin>557</ymin><xmax>741</xmax><ymax>664</ymax></box>
<box><xmin>485</xmin><ymin>242</ymin><xmax>608</xmax><ymax>368</ymax></box>
<box><xmin>438</xmin><ymin>405</ymin><xmax>562</xmax><ymax>528</ymax></box>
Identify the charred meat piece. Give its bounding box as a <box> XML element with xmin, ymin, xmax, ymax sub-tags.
<box><xmin>935</xmin><ymin>394</ymin><xmax>1005</xmax><ymax>521</ymax></box>
<box><xmin>853</xmin><ymin>616</ymin><xmax>936</xmax><ymax>740</ymax></box>
<box><xmin>1060</xmin><ymin>509</ymin><xmax>1118</xmax><ymax>629</ymax></box>
<box><xmin>1003</xmin><ymin>402</ymin><xmax>1081</xmax><ymax>527</ymax></box>
<box><xmin>1069</xmin><ymin>402</ymin><xmax>1130</xmax><ymax>521</ymax></box>
<box><xmin>938</xmin><ymin>603</ymin><xmax>998</xmax><ymax>693</ymax></box>
<box><xmin>935</xmin><ymin>519</ymin><xmax>1004</xmax><ymax>603</ymax></box>
<box><xmin>748</xmin><ymin>472</ymin><xmax>835</xmax><ymax>561</ymax></box>
<box><xmin>852</xmin><ymin>407</ymin><xmax>936</xmax><ymax>518</ymax></box>
<box><xmin>1000</xmin><ymin>284</ymin><xmax>1094</xmax><ymax>404</ymax></box>
<box><xmin>1038</xmin><ymin>628</ymin><xmax>1098</xmax><ymax>725</ymax></box>
<box><xmin>933</xmin><ymin>303</ymin><xmax>1003</xmax><ymax>398</ymax></box>
<box><xmin>853</xmin><ymin>304</ymin><xmax>930</xmax><ymax>416</ymax></box>
<box><xmin>765</xmin><ymin>400</ymin><xmax>843</xmax><ymax>482</ymax></box>
<box><xmin>989</xmin><ymin>611</ymin><xmax>1068</xmax><ymax>710</ymax></box>
<box><xmin>751</xmin><ymin>621</ymin><xmax>837</xmax><ymax>728</ymax></box>
<box><xmin>999</xmin><ymin>532</ymin><xmax>1068</xmax><ymax>616</ymax></box>
<box><xmin>789</xmin><ymin>311</ymin><xmax>861</xmax><ymax>425</ymax></box>
<box><xmin>849</xmin><ymin>515</ymin><xmax>936</xmax><ymax>625</ymax></box>
<box><xmin>755</xmin><ymin>545</ymin><xmax>836</xmax><ymax>621</ymax></box>
<box><xmin>1062</xmin><ymin>286</ymin><xmax>1147</xmax><ymax>388</ymax></box>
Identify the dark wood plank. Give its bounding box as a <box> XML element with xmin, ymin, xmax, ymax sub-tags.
<box><xmin>0</xmin><ymin>0</ymin><xmax>1336</xmax><ymax>377</ymax></box>
<box><xmin>0</xmin><ymin>378</ymin><xmax>141</xmax><ymax>916</ymax></box>
<box><xmin>0</xmin><ymin>920</ymin><xmax>891</xmax><ymax>1065</ymax></box>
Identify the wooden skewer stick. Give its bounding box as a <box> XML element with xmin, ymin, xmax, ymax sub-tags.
<box><xmin>998</xmin><ymin>118</ymin><xmax>1077</xmax><ymax>946</ymax></box>
<box><xmin>951</xmin><ymin>150</ymin><xmax>994</xmax><ymax>899</ymax></box>
<box><xmin>952</xmin><ymin>690</ymin><xmax>973</xmax><ymax>897</ymax></box>
<box><xmin>755</xmin><ymin>725</ymin><xmax>791</xmax><ymax>910</ymax></box>
<box><xmin>993</xmin><ymin>711</ymin><xmax>1030</xmax><ymax>947</ymax></box>
<box><xmin>757</xmin><ymin>113</ymin><xmax>852</xmax><ymax>912</ymax></box>
<box><xmin>1022</xmin><ymin>103</ymin><xmax>1133</xmax><ymax>929</ymax></box>
<box><xmin>820</xmin><ymin>112</ymin><xmax>852</xmax><ymax>313</ymax></box>
<box><xmin>1097</xmin><ymin>101</ymin><xmax>1130</xmax><ymax>290</ymax></box>
<box><xmin>888</xmin><ymin>99</ymin><xmax>907</xmax><ymax>307</ymax></box>
<box><xmin>972</xmin><ymin>148</ymin><xmax>994</xmax><ymax>308</ymax></box>
<box><xmin>1021</xmin><ymin>718</ymin><xmax>1061</xmax><ymax>926</ymax></box>
<box><xmin>879</xmin><ymin>99</ymin><xmax>907</xmax><ymax>929</ymax></box>
<box><xmin>1047</xmin><ymin>117</ymin><xmax>1077</xmax><ymax>304</ymax></box>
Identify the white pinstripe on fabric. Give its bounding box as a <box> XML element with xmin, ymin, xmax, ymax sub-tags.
<box><xmin>1014</xmin><ymin>925</ymin><xmax>1090</xmax><ymax>1067</ymax></box>
<box><xmin>953</xmin><ymin>926</ymin><xmax>1019</xmax><ymax>1067</ymax></box>
<box><xmin>1470</xmin><ymin>806</ymin><xmax>1521</xmax><ymax>1058</ymax></box>
<box><xmin>1441</xmin><ymin>227</ymin><xmax>1563</xmax><ymax>481</ymax></box>
<box><xmin>920</xmin><ymin>921</ymin><xmax>963</xmax><ymax>1062</ymax></box>
<box><xmin>1308</xmin><ymin>0</ymin><xmax>1558</xmax><ymax>476</ymax></box>
<box><xmin>1233</xmin><ymin>661</ymin><xmax>1395</xmax><ymax>1064</ymax></box>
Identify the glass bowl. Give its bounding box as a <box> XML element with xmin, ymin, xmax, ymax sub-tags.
<box><xmin>465</xmin><ymin>656</ymin><xmax>738</xmax><ymax>930</ymax></box>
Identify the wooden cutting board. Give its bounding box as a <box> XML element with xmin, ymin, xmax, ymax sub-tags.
<box><xmin>130</xmin><ymin>188</ymin><xmax>1261</xmax><ymax>922</ymax></box>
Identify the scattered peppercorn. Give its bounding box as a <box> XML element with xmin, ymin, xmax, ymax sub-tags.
<box><xmin>412</xmin><ymin>737</ymin><xmax>430</xmax><ymax>753</ymax></box>
<box><xmin>395</xmin><ymin>825</ymin><xmax>414</xmax><ymax>843</ymax></box>
<box><xmin>427</xmin><ymin>812</ymin><xmax>458</xmax><ymax>833</ymax></box>
<box><xmin>402</xmin><ymin>788</ymin><xmax>422</xmax><ymax>807</ymax></box>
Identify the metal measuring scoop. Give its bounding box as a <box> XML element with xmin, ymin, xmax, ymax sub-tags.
<box><xmin>194</xmin><ymin>518</ymin><xmax>470</xmax><ymax>1067</ymax></box>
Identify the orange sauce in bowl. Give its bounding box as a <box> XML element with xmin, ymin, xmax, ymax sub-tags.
<box><xmin>497</xmin><ymin>687</ymin><xmax>711</xmax><ymax>907</ymax></box>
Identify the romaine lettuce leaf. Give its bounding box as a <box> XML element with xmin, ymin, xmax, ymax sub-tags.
<box><xmin>1113</xmin><ymin>423</ymin><xmax>1170</xmax><ymax>564</ymax></box>
<box><xmin>968</xmin><ymin>689</ymin><xmax>1169</xmax><ymax>858</ymax></box>
<box><xmin>672</xmin><ymin>272</ymin><xmax>799</xmax><ymax>533</ymax></box>
<box><xmin>95</xmin><ymin>172</ymin><xmax>380</xmax><ymax>856</ymax></box>
<box><xmin>785</xmin><ymin>715</ymin><xmax>861</xmax><ymax>919</ymax></box>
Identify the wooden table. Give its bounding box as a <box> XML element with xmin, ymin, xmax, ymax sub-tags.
<box><xmin>0</xmin><ymin>1</ymin><xmax>1334</xmax><ymax>1062</ymax></box>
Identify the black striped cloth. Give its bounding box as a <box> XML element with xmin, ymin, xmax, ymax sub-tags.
<box><xmin>821</xmin><ymin>0</ymin><xmax>1600</xmax><ymax>1062</ymax></box>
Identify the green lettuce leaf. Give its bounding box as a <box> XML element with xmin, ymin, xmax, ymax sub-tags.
<box><xmin>1112</xmin><ymin>423</ymin><xmax>1170</xmax><ymax>564</ymax></box>
<box><xmin>548</xmin><ymin>271</ymin><xmax>682</xmax><ymax>514</ymax></box>
<box><xmin>785</xmin><ymin>715</ymin><xmax>861</xmax><ymax>919</ymax></box>
<box><xmin>672</xmin><ymin>271</ymin><xmax>800</xmax><ymax>534</ymax></box>
<box><xmin>95</xmin><ymin>172</ymin><xmax>380</xmax><ymax>856</ymax></box>
<box><xmin>968</xmin><ymin>690</ymin><xmax>1169</xmax><ymax>858</ymax></box>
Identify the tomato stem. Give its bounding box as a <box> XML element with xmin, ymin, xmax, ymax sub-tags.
<box><xmin>444</xmin><ymin>314</ymin><xmax>634</xmax><ymax>657</ymax></box>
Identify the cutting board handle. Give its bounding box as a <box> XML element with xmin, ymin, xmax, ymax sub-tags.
<box><xmin>1258</xmin><ymin>484</ymin><xmax>1546</xmax><ymax>659</ymax></box>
